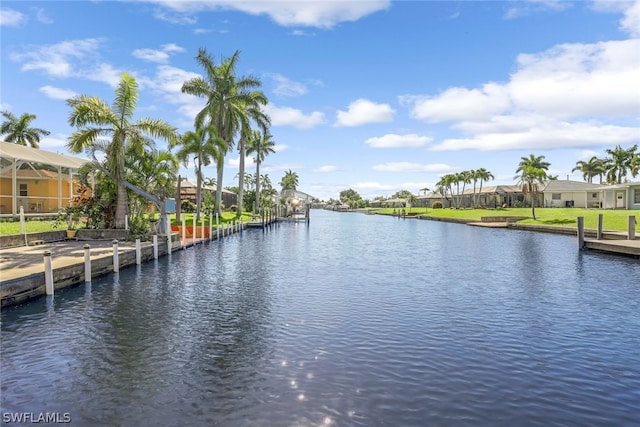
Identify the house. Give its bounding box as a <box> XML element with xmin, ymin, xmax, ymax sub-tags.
<box><xmin>178</xmin><ymin>178</ymin><xmax>237</xmax><ymax>210</ymax></box>
<box><xmin>597</xmin><ymin>182</ymin><xmax>640</xmax><ymax>210</ymax></box>
<box><xmin>542</xmin><ymin>180</ymin><xmax>602</xmax><ymax>208</ymax></box>
<box><xmin>0</xmin><ymin>140</ymin><xmax>88</xmax><ymax>217</ymax></box>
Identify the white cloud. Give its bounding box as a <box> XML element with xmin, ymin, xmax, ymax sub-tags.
<box><xmin>402</xmin><ymin>83</ymin><xmax>510</xmax><ymax>123</ymax></box>
<box><xmin>39</xmin><ymin>136</ymin><xmax>69</xmax><ymax>150</ymax></box>
<box><xmin>372</xmin><ymin>162</ymin><xmax>456</xmax><ymax>173</ymax></box>
<box><xmin>33</xmin><ymin>7</ymin><xmax>53</xmax><ymax>24</ymax></box>
<box><xmin>266</xmin><ymin>73</ymin><xmax>308</xmax><ymax>97</ymax></box>
<box><xmin>404</xmin><ymin>36</ymin><xmax>640</xmax><ymax>153</ymax></box>
<box><xmin>264</xmin><ymin>104</ymin><xmax>325</xmax><ymax>128</ymax></box>
<box><xmin>352</xmin><ymin>181</ymin><xmax>396</xmax><ymax>191</ymax></box>
<box><xmin>38</xmin><ymin>86</ymin><xmax>77</xmax><ymax>100</ymax></box>
<box><xmin>335</xmin><ymin>98</ymin><xmax>395</xmax><ymax>127</ymax></box>
<box><xmin>133</xmin><ymin>48</ymin><xmax>170</xmax><ymax>63</ymax></box>
<box><xmin>314</xmin><ymin>165</ymin><xmax>337</xmax><ymax>173</ymax></box>
<box><xmin>162</xmin><ymin>43</ymin><xmax>185</xmax><ymax>53</ymax></box>
<box><xmin>11</xmin><ymin>38</ymin><xmax>103</xmax><ymax>78</ymax></box>
<box><xmin>621</xmin><ymin>0</ymin><xmax>640</xmax><ymax>36</ymax></box>
<box><xmin>430</xmin><ymin>121</ymin><xmax>639</xmax><ymax>152</ymax></box>
<box><xmin>273</xmin><ymin>144</ymin><xmax>288</xmax><ymax>152</ymax></box>
<box><xmin>150</xmin><ymin>0</ymin><xmax>391</xmax><ymax>28</ymax></box>
<box><xmin>365</xmin><ymin>133</ymin><xmax>432</xmax><ymax>149</ymax></box>
<box><xmin>504</xmin><ymin>0</ymin><xmax>573</xmax><ymax>19</ymax></box>
<box><xmin>0</xmin><ymin>8</ymin><xmax>26</xmax><ymax>26</ymax></box>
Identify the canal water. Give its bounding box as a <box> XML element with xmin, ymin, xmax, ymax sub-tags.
<box><xmin>1</xmin><ymin>210</ymin><xmax>639</xmax><ymax>426</ymax></box>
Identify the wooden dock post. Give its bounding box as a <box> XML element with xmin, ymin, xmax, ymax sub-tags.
<box><xmin>629</xmin><ymin>216</ymin><xmax>636</xmax><ymax>241</ymax></box>
<box><xmin>597</xmin><ymin>214</ymin><xmax>603</xmax><ymax>240</ymax></box>
<box><xmin>577</xmin><ymin>216</ymin><xmax>585</xmax><ymax>250</ymax></box>
<box><xmin>112</xmin><ymin>239</ymin><xmax>119</xmax><ymax>273</ymax></box>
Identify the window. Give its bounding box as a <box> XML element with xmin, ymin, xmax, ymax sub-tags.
<box><xmin>552</xmin><ymin>193</ymin><xmax>561</xmax><ymax>200</ymax></box>
<box><xmin>19</xmin><ymin>183</ymin><xmax>28</xmax><ymax>197</ymax></box>
<box><xmin>591</xmin><ymin>193</ymin><xmax>598</xmax><ymax>198</ymax></box>
<box><xmin>634</xmin><ymin>189</ymin><xmax>640</xmax><ymax>204</ymax></box>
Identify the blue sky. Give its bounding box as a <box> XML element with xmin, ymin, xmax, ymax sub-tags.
<box><xmin>1</xmin><ymin>1</ymin><xmax>639</xmax><ymax>201</ymax></box>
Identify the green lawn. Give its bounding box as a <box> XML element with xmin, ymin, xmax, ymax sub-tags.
<box><xmin>0</xmin><ymin>212</ymin><xmax>254</xmax><ymax>236</ymax></box>
<box><xmin>373</xmin><ymin>207</ymin><xmax>638</xmax><ymax>232</ymax></box>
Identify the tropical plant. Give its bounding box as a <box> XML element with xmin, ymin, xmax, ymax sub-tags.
<box><xmin>514</xmin><ymin>154</ymin><xmax>550</xmax><ymax>220</ymax></box>
<box><xmin>66</xmin><ymin>72</ymin><xmax>178</xmax><ymax>229</ymax></box>
<box><xmin>604</xmin><ymin>144</ymin><xmax>638</xmax><ymax>184</ymax></box>
<box><xmin>280</xmin><ymin>169</ymin><xmax>299</xmax><ymax>191</ymax></box>
<box><xmin>246</xmin><ymin>130</ymin><xmax>276</xmax><ymax>214</ymax></box>
<box><xmin>170</xmin><ymin>125</ymin><xmax>221</xmax><ymax>221</ymax></box>
<box><xmin>1</xmin><ymin>110</ymin><xmax>50</xmax><ymax>148</ymax></box>
<box><xmin>181</xmin><ymin>48</ymin><xmax>269</xmax><ymax>216</ymax></box>
<box><xmin>572</xmin><ymin>156</ymin><xmax>606</xmax><ymax>183</ymax></box>
<box><xmin>473</xmin><ymin>168</ymin><xmax>495</xmax><ymax>208</ymax></box>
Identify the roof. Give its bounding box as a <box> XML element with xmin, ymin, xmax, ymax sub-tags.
<box><xmin>0</xmin><ymin>140</ymin><xmax>88</xmax><ymax>170</ymax></box>
<box><xmin>542</xmin><ymin>180</ymin><xmax>602</xmax><ymax>192</ymax></box>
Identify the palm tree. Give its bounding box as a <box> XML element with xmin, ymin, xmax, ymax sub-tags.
<box><xmin>280</xmin><ymin>169</ymin><xmax>299</xmax><ymax>191</ymax></box>
<box><xmin>435</xmin><ymin>174</ymin><xmax>456</xmax><ymax>207</ymax></box>
<box><xmin>170</xmin><ymin>125</ymin><xmax>222</xmax><ymax>221</ymax></box>
<box><xmin>604</xmin><ymin>144</ymin><xmax>638</xmax><ymax>184</ymax></box>
<box><xmin>473</xmin><ymin>168</ymin><xmax>495</xmax><ymax>208</ymax></box>
<box><xmin>1</xmin><ymin>111</ymin><xmax>50</xmax><ymax>148</ymax></box>
<box><xmin>453</xmin><ymin>170</ymin><xmax>472</xmax><ymax>208</ymax></box>
<box><xmin>246</xmin><ymin>130</ymin><xmax>276</xmax><ymax>214</ymax></box>
<box><xmin>181</xmin><ymin>48</ymin><xmax>268</xmax><ymax>217</ymax></box>
<box><xmin>236</xmin><ymin>105</ymin><xmax>270</xmax><ymax>216</ymax></box>
<box><xmin>514</xmin><ymin>154</ymin><xmax>550</xmax><ymax>220</ymax></box>
<box><xmin>572</xmin><ymin>156</ymin><xmax>605</xmax><ymax>183</ymax></box>
<box><xmin>67</xmin><ymin>72</ymin><xmax>178</xmax><ymax>229</ymax></box>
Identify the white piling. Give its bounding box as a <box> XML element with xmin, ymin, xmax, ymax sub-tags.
<box><xmin>44</xmin><ymin>250</ymin><xmax>54</xmax><ymax>295</ymax></box>
<box><xmin>112</xmin><ymin>239</ymin><xmax>119</xmax><ymax>273</ymax></box>
<box><xmin>577</xmin><ymin>216</ymin><xmax>585</xmax><ymax>250</ymax></box>
<box><xmin>201</xmin><ymin>219</ymin><xmax>205</xmax><ymax>244</ymax></box>
<box><xmin>628</xmin><ymin>216</ymin><xmax>636</xmax><ymax>240</ymax></box>
<box><xmin>209</xmin><ymin>212</ymin><xmax>213</xmax><ymax>241</ymax></box>
<box><xmin>216</xmin><ymin>213</ymin><xmax>220</xmax><ymax>240</ymax></box>
<box><xmin>136</xmin><ymin>238</ymin><xmax>142</xmax><ymax>265</ymax></box>
<box><xmin>125</xmin><ymin>215</ymin><xmax>129</xmax><ymax>230</ymax></box>
<box><xmin>20</xmin><ymin>206</ymin><xmax>26</xmax><ymax>246</ymax></box>
<box><xmin>153</xmin><ymin>234</ymin><xmax>158</xmax><ymax>259</ymax></box>
<box><xmin>167</xmin><ymin>234</ymin><xmax>172</xmax><ymax>256</ymax></box>
<box><xmin>84</xmin><ymin>244</ymin><xmax>91</xmax><ymax>282</ymax></box>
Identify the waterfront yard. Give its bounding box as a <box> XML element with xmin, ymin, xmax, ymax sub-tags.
<box><xmin>373</xmin><ymin>207</ymin><xmax>638</xmax><ymax>232</ymax></box>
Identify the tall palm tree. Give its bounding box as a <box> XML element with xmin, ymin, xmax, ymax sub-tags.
<box><xmin>67</xmin><ymin>72</ymin><xmax>178</xmax><ymax>229</ymax></box>
<box><xmin>181</xmin><ymin>48</ymin><xmax>268</xmax><ymax>216</ymax></box>
<box><xmin>514</xmin><ymin>154</ymin><xmax>550</xmax><ymax>220</ymax></box>
<box><xmin>572</xmin><ymin>156</ymin><xmax>605</xmax><ymax>183</ymax></box>
<box><xmin>473</xmin><ymin>168</ymin><xmax>495</xmax><ymax>208</ymax></box>
<box><xmin>236</xmin><ymin>105</ymin><xmax>270</xmax><ymax>216</ymax></box>
<box><xmin>1</xmin><ymin>111</ymin><xmax>50</xmax><ymax>148</ymax></box>
<box><xmin>247</xmin><ymin>130</ymin><xmax>276</xmax><ymax>214</ymax></box>
<box><xmin>454</xmin><ymin>170</ymin><xmax>472</xmax><ymax>208</ymax></box>
<box><xmin>280</xmin><ymin>169</ymin><xmax>299</xmax><ymax>191</ymax></box>
<box><xmin>604</xmin><ymin>144</ymin><xmax>638</xmax><ymax>184</ymax></box>
<box><xmin>170</xmin><ymin>125</ymin><xmax>222</xmax><ymax>221</ymax></box>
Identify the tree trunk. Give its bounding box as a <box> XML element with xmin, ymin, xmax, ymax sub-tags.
<box><xmin>237</xmin><ymin>138</ymin><xmax>245</xmax><ymax>216</ymax></box>
<box><xmin>216</xmin><ymin>160</ymin><xmax>224</xmax><ymax>216</ymax></box>
<box><xmin>115</xmin><ymin>181</ymin><xmax>128</xmax><ymax>229</ymax></box>
<box><xmin>176</xmin><ymin>175</ymin><xmax>181</xmax><ymax>223</ymax></box>
<box><xmin>196</xmin><ymin>161</ymin><xmax>202</xmax><ymax>222</ymax></box>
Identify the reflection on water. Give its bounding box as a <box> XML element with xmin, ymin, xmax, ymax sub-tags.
<box><xmin>2</xmin><ymin>210</ymin><xmax>639</xmax><ymax>426</ymax></box>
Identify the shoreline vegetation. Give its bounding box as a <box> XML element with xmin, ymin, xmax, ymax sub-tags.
<box><xmin>1</xmin><ymin>207</ymin><xmax>636</xmax><ymax>236</ymax></box>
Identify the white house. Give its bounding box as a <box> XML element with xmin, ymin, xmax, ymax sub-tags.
<box><xmin>597</xmin><ymin>182</ymin><xmax>640</xmax><ymax>210</ymax></box>
<box><xmin>542</xmin><ymin>180</ymin><xmax>602</xmax><ymax>208</ymax></box>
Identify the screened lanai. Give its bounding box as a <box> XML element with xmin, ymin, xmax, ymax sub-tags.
<box><xmin>0</xmin><ymin>140</ymin><xmax>88</xmax><ymax>217</ymax></box>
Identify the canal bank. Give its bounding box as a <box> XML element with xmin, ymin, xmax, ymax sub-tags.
<box><xmin>0</xmin><ymin>226</ymin><xmax>243</xmax><ymax>307</ymax></box>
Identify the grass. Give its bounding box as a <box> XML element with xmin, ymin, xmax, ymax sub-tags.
<box><xmin>371</xmin><ymin>207</ymin><xmax>637</xmax><ymax>232</ymax></box>
<box><xmin>0</xmin><ymin>212</ymin><xmax>254</xmax><ymax>236</ymax></box>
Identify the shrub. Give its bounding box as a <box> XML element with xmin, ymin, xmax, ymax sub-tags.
<box><xmin>431</xmin><ymin>201</ymin><xmax>443</xmax><ymax>209</ymax></box>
